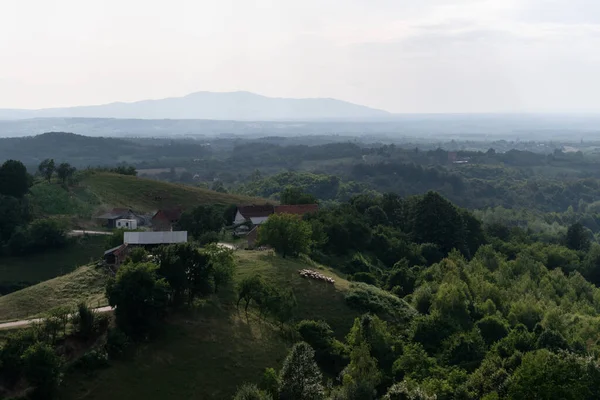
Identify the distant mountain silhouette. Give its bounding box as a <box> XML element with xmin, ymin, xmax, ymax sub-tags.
<box><xmin>0</xmin><ymin>91</ymin><xmax>391</xmax><ymax>121</ymax></box>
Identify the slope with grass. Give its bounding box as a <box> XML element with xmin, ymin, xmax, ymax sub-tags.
<box><xmin>0</xmin><ymin>265</ymin><xmax>109</xmax><ymax>322</ymax></box>
<box><xmin>61</xmin><ymin>251</ymin><xmax>357</xmax><ymax>400</ymax></box>
<box><xmin>80</xmin><ymin>172</ymin><xmax>269</xmax><ymax>213</ymax></box>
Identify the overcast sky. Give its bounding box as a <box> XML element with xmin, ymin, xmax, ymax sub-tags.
<box><xmin>2</xmin><ymin>0</ymin><xmax>600</xmax><ymax>113</ymax></box>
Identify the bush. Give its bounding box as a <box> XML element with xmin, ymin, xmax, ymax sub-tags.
<box><xmin>198</xmin><ymin>231</ymin><xmax>220</xmax><ymax>245</ymax></box>
<box><xmin>22</xmin><ymin>342</ymin><xmax>62</xmax><ymax>399</ymax></box>
<box><xmin>345</xmin><ymin>282</ymin><xmax>417</xmax><ymax>324</ymax></box>
<box><xmin>72</xmin><ymin>349</ymin><xmax>109</xmax><ymax>374</ymax></box>
<box><xmin>105</xmin><ymin>328</ymin><xmax>130</xmax><ymax>359</ymax></box>
<box><xmin>74</xmin><ymin>302</ymin><xmax>96</xmax><ymax>340</ymax></box>
<box><xmin>476</xmin><ymin>316</ymin><xmax>510</xmax><ymax>346</ymax></box>
<box><xmin>233</xmin><ymin>383</ymin><xmax>273</xmax><ymax>400</ymax></box>
<box><xmin>351</xmin><ymin>272</ymin><xmax>378</xmax><ymax>286</ymax></box>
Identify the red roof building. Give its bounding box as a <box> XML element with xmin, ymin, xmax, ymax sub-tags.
<box><xmin>152</xmin><ymin>208</ymin><xmax>183</xmax><ymax>231</ymax></box>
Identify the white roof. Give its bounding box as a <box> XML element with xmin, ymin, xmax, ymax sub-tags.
<box><xmin>124</xmin><ymin>231</ymin><xmax>188</xmax><ymax>245</ymax></box>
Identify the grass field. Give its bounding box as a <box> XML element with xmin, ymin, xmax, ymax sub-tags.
<box><xmin>80</xmin><ymin>172</ymin><xmax>267</xmax><ymax>213</ymax></box>
<box><xmin>0</xmin><ymin>265</ymin><xmax>109</xmax><ymax>322</ymax></box>
<box><xmin>61</xmin><ymin>251</ymin><xmax>357</xmax><ymax>400</ymax></box>
<box><xmin>0</xmin><ymin>236</ymin><xmax>106</xmax><ymax>287</ymax></box>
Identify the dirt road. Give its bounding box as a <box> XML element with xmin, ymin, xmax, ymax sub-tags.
<box><xmin>0</xmin><ymin>306</ymin><xmax>114</xmax><ymax>330</ymax></box>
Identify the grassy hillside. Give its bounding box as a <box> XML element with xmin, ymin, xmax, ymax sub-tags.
<box><xmin>61</xmin><ymin>251</ymin><xmax>357</xmax><ymax>400</ymax></box>
<box><xmin>0</xmin><ymin>265</ymin><xmax>109</xmax><ymax>322</ymax></box>
<box><xmin>0</xmin><ymin>236</ymin><xmax>106</xmax><ymax>288</ymax></box>
<box><xmin>80</xmin><ymin>172</ymin><xmax>267</xmax><ymax>213</ymax></box>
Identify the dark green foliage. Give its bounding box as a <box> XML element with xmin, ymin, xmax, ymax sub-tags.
<box><xmin>56</xmin><ymin>162</ymin><xmax>76</xmax><ymax>185</ymax></box>
<box><xmin>22</xmin><ymin>342</ymin><xmax>62</xmax><ymax>399</ymax></box>
<box><xmin>411</xmin><ymin>192</ymin><xmax>468</xmax><ymax>255</ymax></box>
<box><xmin>351</xmin><ymin>272</ymin><xmax>378</xmax><ymax>285</ymax></box>
<box><xmin>75</xmin><ymin>302</ymin><xmax>96</xmax><ymax>340</ymax></box>
<box><xmin>0</xmin><ymin>329</ymin><xmax>39</xmax><ymax>387</ymax></box>
<box><xmin>0</xmin><ymin>159</ymin><xmax>30</xmax><ymax>198</ymax></box>
<box><xmin>105</xmin><ymin>328</ymin><xmax>130</xmax><ymax>359</ymax></box>
<box><xmin>0</xmin><ymin>194</ymin><xmax>29</xmax><ymax>244</ymax></box>
<box><xmin>280</xmin><ymin>186</ymin><xmax>317</xmax><ymax>205</ymax></box>
<box><xmin>508</xmin><ymin>350</ymin><xmax>600</xmax><ymax>400</ymax></box>
<box><xmin>476</xmin><ymin>316</ymin><xmax>510</xmax><ymax>346</ymax></box>
<box><xmin>233</xmin><ymin>383</ymin><xmax>273</xmax><ymax>400</ymax></box>
<box><xmin>346</xmin><ymin>314</ymin><xmax>395</xmax><ymax>372</ymax></box>
<box><xmin>337</xmin><ymin>342</ymin><xmax>381</xmax><ymax>400</ymax></box>
<box><xmin>124</xmin><ymin>247</ymin><xmax>149</xmax><ymax>264</ymax></box>
<box><xmin>442</xmin><ymin>329</ymin><xmax>486</xmax><ymax>371</ymax></box>
<box><xmin>258</xmin><ymin>213</ymin><xmax>313</xmax><ymax>258</ymax></box>
<box><xmin>176</xmin><ymin>205</ymin><xmax>225</xmax><ymax>239</ymax></box>
<box><xmin>72</xmin><ymin>349</ymin><xmax>109</xmax><ymax>374</ymax></box>
<box><xmin>536</xmin><ymin>329</ymin><xmax>570</xmax><ymax>352</ymax></box>
<box><xmin>106</xmin><ymin>262</ymin><xmax>170</xmax><ymax>340</ymax></box>
<box><xmin>565</xmin><ymin>222</ymin><xmax>591</xmax><ymax>251</ymax></box>
<box><xmin>261</xmin><ymin>368</ymin><xmax>279</xmax><ymax>399</ymax></box>
<box><xmin>198</xmin><ymin>231</ymin><xmax>220</xmax><ymax>245</ymax></box>
<box><xmin>38</xmin><ymin>158</ymin><xmax>55</xmax><ymax>182</ymax></box>
<box><xmin>278</xmin><ymin>342</ymin><xmax>324</xmax><ymax>400</ymax></box>
<box><xmin>110</xmin><ymin>165</ymin><xmax>137</xmax><ymax>176</ymax></box>
<box><xmin>345</xmin><ymin>282</ymin><xmax>417</xmax><ymax>325</ymax></box>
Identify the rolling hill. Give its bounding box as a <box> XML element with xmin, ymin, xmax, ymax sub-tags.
<box><xmin>0</xmin><ymin>91</ymin><xmax>391</xmax><ymax>121</ymax></box>
<box><xmin>79</xmin><ymin>172</ymin><xmax>267</xmax><ymax>213</ymax></box>
<box><xmin>61</xmin><ymin>251</ymin><xmax>358</xmax><ymax>400</ymax></box>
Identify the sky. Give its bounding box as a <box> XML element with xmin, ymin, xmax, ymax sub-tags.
<box><xmin>2</xmin><ymin>0</ymin><xmax>600</xmax><ymax>113</ymax></box>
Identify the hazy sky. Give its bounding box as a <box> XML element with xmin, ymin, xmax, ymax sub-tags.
<box><xmin>2</xmin><ymin>0</ymin><xmax>600</xmax><ymax>113</ymax></box>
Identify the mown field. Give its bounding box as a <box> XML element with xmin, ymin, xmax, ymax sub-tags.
<box><xmin>0</xmin><ymin>236</ymin><xmax>106</xmax><ymax>288</ymax></box>
<box><xmin>60</xmin><ymin>251</ymin><xmax>357</xmax><ymax>400</ymax></box>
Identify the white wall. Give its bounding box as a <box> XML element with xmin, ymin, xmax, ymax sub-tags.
<box><xmin>124</xmin><ymin>231</ymin><xmax>188</xmax><ymax>244</ymax></box>
<box><xmin>116</xmin><ymin>219</ymin><xmax>138</xmax><ymax>229</ymax></box>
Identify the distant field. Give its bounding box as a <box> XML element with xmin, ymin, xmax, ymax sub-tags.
<box><xmin>0</xmin><ymin>265</ymin><xmax>109</xmax><ymax>322</ymax></box>
<box><xmin>61</xmin><ymin>251</ymin><xmax>357</xmax><ymax>400</ymax></box>
<box><xmin>138</xmin><ymin>167</ymin><xmax>187</xmax><ymax>175</ymax></box>
<box><xmin>81</xmin><ymin>172</ymin><xmax>267</xmax><ymax>213</ymax></box>
<box><xmin>0</xmin><ymin>235</ymin><xmax>106</xmax><ymax>287</ymax></box>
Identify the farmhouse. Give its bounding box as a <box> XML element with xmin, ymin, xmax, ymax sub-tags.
<box><xmin>234</xmin><ymin>205</ymin><xmax>274</xmax><ymax>226</ymax></box>
<box><xmin>103</xmin><ymin>244</ymin><xmax>129</xmax><ymax>266</ymax></box>
<box><xmin>152</xmin><ymin>208</ymin><xmax>183</xmax><ymax>231</ymax></box>
<box><xmin>96</xmin><ymin>208</ymin><xmax>142</xmax><ymax>229</ymax></box>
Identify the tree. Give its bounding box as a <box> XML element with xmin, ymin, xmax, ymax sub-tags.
<box><xmin>22</xmin><ymin>342</ymin><xmax>62</xmax><ymax>399</ymax></box>
<box><xmin>237</xmin><ymin>275</ymin><xmax>268</xmax><ymax>314</ymax></box>
<box><xmin>475</xmin><ymin>316</ymin><xmax>510</xmax><ymax>346</ymax></box>
<box><xmin>278</xmin><ymin>342</ymin><xmax>324</xmax><ymax>400</ymax></box>
<box><xmin>566</xmin><ymin>222</ymin><xmax>591</xmax><ymax>252</ymax></box>
<box><xmin>38</xmin><ymin>158</ymin><xmax>55</xmax><ymax>182</ymax></box>
<box><xmin>382</xmin><ymin>380</ymin><xmax>437</xmax><ymax>400</ymax></box>
<box><xmin>0</xmin><ymin>159</ymin><xmax>30</xmax><ymax>198</ymax></box>
<box><xmin>56</xmin><ymin>162</ymin><xmax>76</xmax><ymax>185</ymax></box>
<box><xmin>337</xmin><ymin>343</ymin><xmax>381</xmax><ymax>400</ymax></box>
<box><xmin>508</xmin><ymin>350</ymin><xmax>600</xmax><ymax>400</ymax></box>
<box><xmin>280</xmin><ymin>187</ymin><xmax>317</xmax><ymax>205</ymax></box>
<box><xmin>0</xmin><ymin>194</ymin><xmax>28</xmax><ymax>244</ymax></box>
<box><xmin>0</xmin><ymin>329</ymin><xmax>39</xmax><ymax>387</ymax></box>
<box><xmin>203</xmin><ymin>243</ymin><xmax>236</xmax><ymax>292</ymax></box>
<box><xmin>106</xmin><ymin>262</ymin><xmax>170</xmax><ymax>340</ymax></box>
<box><xmin>258</xmin><ymin>213</ymin><xmax>312</xmax><ymax>258</ymax></box>
<box><xmin>233</xmin><ymin>383</ymin><xmax>273</xmax><ymax>400</ymax></box>
<box><xmin>176</xmin><ymin>205</ymin><xmax>225</xmax><ymax>239</ymax></box>
<box><xmin>411</xmin><ymin>192</ymin><xmax>467</xmax><ymax>255</ymax></box>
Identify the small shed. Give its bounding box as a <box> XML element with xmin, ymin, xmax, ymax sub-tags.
<box><xmin>104</xmin><ymin>244</ymin><xmax>129</xmax><ymax>266</ymax></box>
<box><xmin>116</xmin><ymin>219</ymin><xmax>138</xmax><ymax>229</ymax></box>
<box><xmin>97</xmin><ymin>208</ymin><xmax>141</xmax><ymax>229</ymax></box>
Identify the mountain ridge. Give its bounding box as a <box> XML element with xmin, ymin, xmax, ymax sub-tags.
<box><xmin>0</xmin><ymin>91</ymin><xmax>391</xmax><ymax>121</ymax></box>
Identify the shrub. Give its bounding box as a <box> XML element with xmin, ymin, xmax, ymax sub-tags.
<box><xmin>198</xmin><ymin>231</ymin><xmax>220</xmax><ymax>245</ymax></box>
<box><xmin>72</xmin><ymin>349</ymin><xmax>109</xmax><ymax>374</ymax></box>
<box><xmin>345</xmin><ymin>282</ymin><xmax>417</xmax><ymax>324</ymax></box>
<box><xmin>105</xmin><ymin>328</ymin><xmax>130</xmax><ymax>359</ymax></box>
<box><xmin>351</xmin><ymin>272</ymin><xmax>378</xmax><ymax>286</ymax></box>
<box><xmin>233</xmin><ymin>383</ymin><xmax>273</xmax><ymax>400</ymax></box>
<box><xmin>74</xmin><ymin>302</ymin><xmax>96</xmax><ymax>339</ymax></box>
<box><xmin>22</xmin><ymin>342</ymin><xmax>62</xmax><ymax>399</ymax></box>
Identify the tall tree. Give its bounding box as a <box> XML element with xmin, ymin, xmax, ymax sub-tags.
<box><xmin>280</xmin><ymin>187</ymin><xmax>317</xmax><ymax>205</ymax></box>
<box><xmin>106</xmin><ymin>262</ymin><xmax>170</xmax><ymax>340</ymax></box>
<box><xmin>56</xmin><ymin>162</ymin><xmax>76</xmax><ymax>185</ymax></box>
<box><xmin>176</xmin><ymin>205</ymin><xmax>225</xmax><ymax>238</ymax></box>
<box><xmin>22</xmin><ymin>342</ymin><xmax>62</xmax><ymax>399</ymax></box>
<box><xmin>38</xmin><ymin>158</ymin><xmax>55</xmax><ymax>183</ymax></box>
<box><xmin>278</xmin><ymin>342</ymin><xmax>324</xmax><ymax>400</ymax></box>
<box><xmin>258</xmin><ymin>213</ymin><xmax>312</xmax><ymax>258</ymax></box>
<box><xmin>0</xmin><ymin>159</ymin><xmax>30</xmax><ymax>198</ymax></box>
<box><xmin>566</xmin><ymin>222</ymin><xmax>591</xmax><ymax>252</ymax></box>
